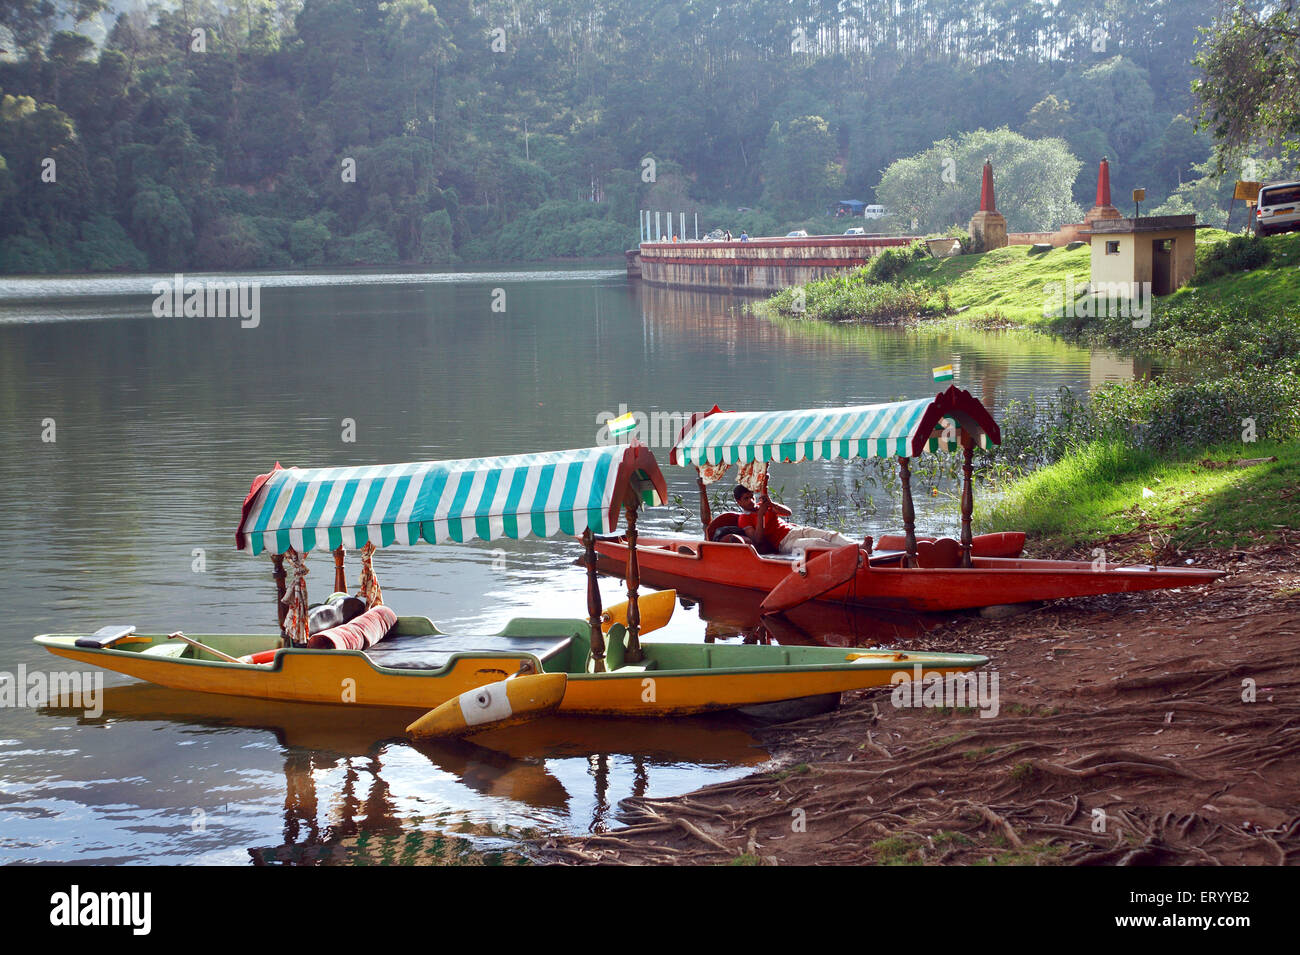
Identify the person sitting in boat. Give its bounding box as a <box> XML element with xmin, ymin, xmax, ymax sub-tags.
<box><xmin>733</xmin><ymin>475</ymin><xmax>858</xmax><ymax>556</ymax></box>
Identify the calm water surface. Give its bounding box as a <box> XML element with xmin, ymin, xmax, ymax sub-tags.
<box><xmin>0</xmin><ymin>266</ymin><xmax>1128</xmax><ymax>863</ymax></box>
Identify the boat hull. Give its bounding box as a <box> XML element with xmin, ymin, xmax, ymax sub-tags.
<box><xmin>34</xmin><ymin>623</ymin><xmax>988</xmax><ymax>717</ymax></box>
<box><xmin>592</xmin><ymin>537</ymin><xmax>1225</xmax><ymax>612</ymax></box>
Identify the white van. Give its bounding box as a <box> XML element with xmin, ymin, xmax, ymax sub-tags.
<box><xmin>1255</xmin><ymin>181</ymin><xmax>1300</xmax><ymax>236</ymax></box>
<box><xmin>862</xmin><ymin>205</ymin><xmax>887</xmax><ymax>219</ymax></box>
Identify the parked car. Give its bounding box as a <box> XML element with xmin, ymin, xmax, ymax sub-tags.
<box><xmin>843</xmin><ymin>227</ymin><xmax>865</xmax><ymax>235</ymax></box>
<box><xmin>1255</xmin><ymin>181</ymin><xmax>1300</xmax><ymax>236</ymax></box>
<box><xmin>786</xmin><ymin>230</ymin><xmax>809</xmax><ymax>237</ymax></box>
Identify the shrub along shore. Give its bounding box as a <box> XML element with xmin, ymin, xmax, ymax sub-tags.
<box><xmin>757</xmin><ymin>230</ymin><xmax>1300</xmax><ymax>551</ymax></box>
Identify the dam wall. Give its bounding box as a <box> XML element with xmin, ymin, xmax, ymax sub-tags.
<box><xmin>636</xmin><ymin>235</ymin><xmax>920</xmax><ymax>293</ymax></box>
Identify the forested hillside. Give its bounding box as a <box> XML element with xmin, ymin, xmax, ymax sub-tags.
<box><xmin>0</xmin><ymin>0</ymin><xmax>1267</xmax><ymax>272</ymax></box>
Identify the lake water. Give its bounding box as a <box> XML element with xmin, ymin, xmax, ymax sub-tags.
<box><xmin>0</xmin><ymin>266</ymin><xmax>1127</xmax><ymax>863</ymax></box>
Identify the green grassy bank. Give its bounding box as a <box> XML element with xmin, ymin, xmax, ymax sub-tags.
<box><xmin>980</xmin><ymin>439</ymin><xmax>1298</xmax><ymax>554</ymax></box>
<box><xmin>758</xmin><ymin>228</ymin><xmax>1300</xmax><ymax>327</ymax></box>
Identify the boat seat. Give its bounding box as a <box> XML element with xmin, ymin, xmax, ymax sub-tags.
<box><xmin>588</xmin><ymin>622</ymin><xmax>659</xmax><ymax>673</ymax></box>
<box><xmin>867</xmin><ymin>549</ymin><xmax>906</xmax><ymax>566</ymax></box>
<box><xmin>613</xmin><ymin>661</ymin><xmax>658</xmax><ymax>673</ymax></box>
<box><xmin>367</xmin><ymin>633</ymin><xmax>569</xmax><ymax>670</ymax></box>
<box><xmin>915</xmin><ymin>537</ymin><xmax>962</xmax><ymax>568</ymax></box>
<box><xmin>140</xmin><ymin>643</ymin><xmax>188</xmax><ymax>658</ymax></box>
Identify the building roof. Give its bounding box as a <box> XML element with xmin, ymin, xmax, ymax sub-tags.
<box><xmin>1081</xmin><ymin>215</ymin><xmax>1205</xmax><ymax>235</ymax></box>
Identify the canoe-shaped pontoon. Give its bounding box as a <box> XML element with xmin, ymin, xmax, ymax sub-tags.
<box><xmin>35</xmin><ymin>617</ymin><xmax>987</xmax><ymax>717</ymax></box>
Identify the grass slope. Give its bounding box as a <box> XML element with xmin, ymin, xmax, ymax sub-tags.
<box><xmin>892</xmin><ymin>228</ymin><xmax>1300</xmax><ymax>327</ymax></box>
<box><xmin>980</xmin><ymin>439</ymin><xmax>1300</xmax><ymax>553</ymax></box>
<box><xmin>898</xmin><ymin>243</ymin><xmax>1092</xmax><ymax>325</ymax></box>
<box><xmin>1170</xmin><ymin>230</ymin><xmax>1300</xmax><ymax>313</ymax></box>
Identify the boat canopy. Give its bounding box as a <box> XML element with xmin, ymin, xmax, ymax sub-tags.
<box><xmin>669</xmin><ymin>386</ymin><xmax>1000</xmax><ymax>467</ymax></box>
<box><xmin>236</xmin><ymin>444</ymin><xmax>667</xmax><ymax>557</ymax></box>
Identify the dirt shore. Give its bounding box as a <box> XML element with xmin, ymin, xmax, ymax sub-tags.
<box><xmin>537</xmin><ymin>539</ymin><xmax>1300</xmax><ymax>865</ymax></box>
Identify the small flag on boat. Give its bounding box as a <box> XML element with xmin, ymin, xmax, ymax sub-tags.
<box><xmin>609</xmin><ymin>412</ymin><xmax>637</xmax><ymax>437</ymax></box>
<box><xmin>933</xmin><ymin>364</ymin><xmax>954</xmax><ymax>382</ymax></box>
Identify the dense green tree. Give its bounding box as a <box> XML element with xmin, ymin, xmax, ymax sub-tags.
<box><xmin>418</xmin><ymin>209</ymin><xmax>453</xmax><ymax>263</ymax></box>
<box><xmin>73</xmin><ymin>213</ymin><xmax>148</xmax><ymax>270</ymax></box>
<box><xmin>1193</xmin><ymin>1</ymin><xmax>1300</xmax><ymax>163</ymax></box>
<box><xmin>760</xmin><ymin>115</ymin><xmax>843</xmax><ymax>208</ymax></box>
<box><xmin>130</xmin><ymin>179</ymin><xmax>193</xmax><ymax>265</ymax></box>
<box><xmin>1151</xmin><ymin>153</ymin><xmax>1288</xmax><ymax>229</ymax></box>
<box><xmin>290</xmin><ymin>216</ymin><xmax>331</xmax><ymax>265</ymax></box>
<box><xmin>877</xmin><ymin>129</ymin><xmax>1083</xmax><ymax>233</ymax></box>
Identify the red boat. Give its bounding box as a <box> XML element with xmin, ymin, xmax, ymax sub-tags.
<box><xmin>623</xmin><ymin>574</ymin><xmax>953</xmax><ymax>647</ymax></box>
<box><xmin>592</xmin><ymin>387</ymin><xmax>1225</xmax><ymax>613</ymax></box>
<box><xmin>591</xmin><ymin>534</ymin><xmax>1224</xmax><ymax>613</ymax></box>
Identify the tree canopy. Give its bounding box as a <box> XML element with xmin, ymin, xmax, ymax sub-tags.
<box><xmin>1193</xmin><ymin>1</ymin><xmax>1300</xmax><ymax>166</ymax></box>
<box><xmin>0</xmin><ymin>0</ymin><xmax>1277</xmax><ymax>272</ymax></box>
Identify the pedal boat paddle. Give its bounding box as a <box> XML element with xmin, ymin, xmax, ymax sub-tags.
<box><xmin>760</xmin><ymin>544</ymin><xmax>863</xmax><ymax>615</ymax></box>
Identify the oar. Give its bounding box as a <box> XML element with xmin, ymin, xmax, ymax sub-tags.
<box><xmin>167</xmin><ymin>631</ymin><xmax>244</xmax><ymax>664</ymax></box>
<box><xmin>601</xmin><ymin>589</ymin><xmax>676</xmax><ymax>635</ymax></box>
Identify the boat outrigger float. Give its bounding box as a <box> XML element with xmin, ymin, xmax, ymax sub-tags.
<box><xmin>592</xmin><ymin>386</ymin><xmax>1225</xmax><ymax>613</ymax></box>
<box><xmin>35</xmin><ymin>444</ymin><xmax>987</xmax><ymax>738</ymax></box>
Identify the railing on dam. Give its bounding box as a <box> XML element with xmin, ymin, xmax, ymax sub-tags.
<box><xmin>634</xmin><ymin>234</ymin><xmax>921</xmax><ymax>293</ymax></box>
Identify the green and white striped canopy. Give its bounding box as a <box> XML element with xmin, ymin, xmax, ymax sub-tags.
<box><xmin>670</xmin><ymin>390</ymin><xmax>998</xmax><ymax>467</ymax></box>
<box><xmin>236</xmin><ymin>445</ymin><xmax>667</xmax><ymax>556</ymax></box>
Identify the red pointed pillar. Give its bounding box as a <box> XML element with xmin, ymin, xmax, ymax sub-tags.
<box><xmin>1096</xmin><ymin>156</ymin><xmax>1112</xmax><ymax>208</ymax></box>
<box><xmin>969</xmin><ymin>157</ymin><xmax>1007</xmax><ymax>249</ymax></box>
<box><xmin>1085</xmin><ymin>156</ymin><xmax>1121</xmax><ymax>223</ymax></box>
<box><xmin>979</xmin><ymin>159</ymin><xmax>996</xmax><ymax>212</ymax></box>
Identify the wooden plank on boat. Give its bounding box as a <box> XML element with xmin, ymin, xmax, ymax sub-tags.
<box><xmin>74</xmin><ymin>625</ymin><xmax>145</xmax><ymax>649</ymax></box>
<box><xmin>760</xmin><ymin>545</ymin><xmax>861</xmax><ymax>615</ymax></box>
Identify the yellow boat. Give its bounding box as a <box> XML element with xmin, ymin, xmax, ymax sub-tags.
<box><xmin>36</xmin><ymin>620</ymin><xmax>986</xmax><ymax>717</ymax></box>
<box><xmin>34</xmin><ymin>444</ymin><xmax>988</xmax><ymax>732</ymax></box>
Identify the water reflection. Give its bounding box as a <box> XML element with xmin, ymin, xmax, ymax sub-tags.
<box><xmin>28</xmin><ymin>683</ymin><xmax>767</xmax><ymax>864</ymax></box>
<box><xmin>633</xmin><ymin>281</ymin><xmax>1134</xmax><ymax>412</ymax></box>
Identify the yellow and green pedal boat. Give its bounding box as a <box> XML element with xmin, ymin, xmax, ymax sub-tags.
<box><xmin>35</xmin><ymin>444</ymin><xmax>988</xmax><ymax>737</ymax></box>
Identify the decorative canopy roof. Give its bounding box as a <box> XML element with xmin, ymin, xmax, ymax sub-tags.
<box><xmin>236</xmin><ymin>444</ymin><xmax>667</xmax><ymax>556</ymax></box>
<box><xmin>669</xmin><ymin>386</ymin><xmax>1000</xmax><ymax>468</ymax></box>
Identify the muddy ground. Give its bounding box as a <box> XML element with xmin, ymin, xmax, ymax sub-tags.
<box><xmin>537</xmin><ymin>538</ymin><xmax>1300</xmax><ymax>865</ymax></box>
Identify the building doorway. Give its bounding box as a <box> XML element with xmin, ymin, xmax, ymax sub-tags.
<box><xmin>1152</xmin><ymin>238</ymin><xmax>1174</xmax><ymax>296</ymax></box>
